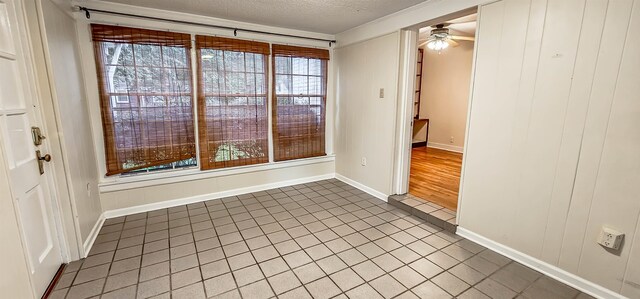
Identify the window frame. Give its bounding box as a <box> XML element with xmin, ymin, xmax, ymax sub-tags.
<box><xmin>271</xmin><ymin>45</ymin><xmax>330</xmax><ymax>162</ymax></box>
<box><xmin>195</xmin><ymin>35</ymin><xmax>271</xmax><ymax>170</ymax></box>
<box><xmin>91</xmin><ymin>24</ymin><xmax>198</xmax><ymax>176</ymax></box>
<box><xmin>87</xmin><ymin>23</ymin><xmax>332</xmax><ymax>181</ymax></box>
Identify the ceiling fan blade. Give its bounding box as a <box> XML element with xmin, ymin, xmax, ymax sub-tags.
<box><xmin>419</xmin><ymin>36</ymin><xmax>436</xmax><ymax>46</ymax></box>
<box><xmin>451</xmin><ymin>35</ymin><xmax>475</xmax><ymax>41</ymax></box>
<box><xmin>447</xmin><ymin>39</ymin><xmax>460</xmax><ymax>47</ymax></box>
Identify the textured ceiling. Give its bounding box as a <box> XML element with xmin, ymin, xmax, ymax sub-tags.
<box><xmin>93</xmin><ymin>0</ymin><xmax>428</xmax><ymax>34</ymax></box>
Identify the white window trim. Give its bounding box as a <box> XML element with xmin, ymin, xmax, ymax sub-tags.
<box><xmin>99</xmin><ymin>154</ymin><xmax>335</xmax><ymax>193</ymax></box>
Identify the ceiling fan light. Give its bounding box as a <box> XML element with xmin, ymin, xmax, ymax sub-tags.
<box><xmin>427</xmin><ymin>38</ymin><xmax>449</xmax><ymax>51</ymax></box>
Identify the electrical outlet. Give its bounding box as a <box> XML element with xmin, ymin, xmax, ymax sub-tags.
<box><xmin>597</xmin><ymin>227</ymin><xmax>624</xmax><ymax>250</ymax></box>
<box><xmin>450</xmin><ymin>136</ymin><xmax>454</xmax><ymax>143</ymax></box>
<box><xmin>361</xmin><ymin>157</ymin><xmax>367</xmax><ymax>166</ymax></box>
<box><xmin>379</xmin><ymin>88</ymin><xmax>384</xmax><ymax>98</ymax></box>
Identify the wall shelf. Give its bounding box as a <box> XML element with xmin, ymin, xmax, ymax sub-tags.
<box><xmin>414</xmin><ymin>48</ymin><xmax>424</xmax><ymax>119</ymax></box>
<box><xmin>412</xmin><ymin>49</ymin><xmax>428</xmax><ymax>146</ymax></box>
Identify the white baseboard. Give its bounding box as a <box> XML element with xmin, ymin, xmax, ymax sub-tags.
<box><xmin>335</xmin><ymin>174</ymin><xmax>389</xmax><ymax>202</ymax></box>
<box><xmin>103</xmin><ymin>173</ymin><xmax>335</xmax><ymax>219</ymax></box>
<box><xmin>456</xmin><ymin>227</ymin><xmax>625</xmax><ymax>299</ymax></box>
<box><xmin>82</xmin><ymin>213</ymin><xmax>105</xmax><ymax>258</ymax></box>
<box><xmin>427</xmin><ymin>142</ymin><xmax>464</xmax><ymax>153</ymax></box>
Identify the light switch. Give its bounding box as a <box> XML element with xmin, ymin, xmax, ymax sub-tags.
<box><xmin>379</xmin><ymin>88</ymin><xmax>384</xmax><ymax>98</ymax></box>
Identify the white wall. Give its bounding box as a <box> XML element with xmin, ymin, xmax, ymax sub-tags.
<box><xmin>38</xmin><ymin>0</ymin><xmax>102</xmax><ymax>251</ymax></box>
<box><xmin>101</xmin><ymin>160</ymin><xmax>334</xmax><ymax>213</ymax></box>
<box><xmin>333</xmin><ymin>0</ymin><xmax>488</xmax><ymax>198</ymax></box>
<box><xmin>334</xmin><ymin>32</ymin><xmax>400</xmax><ymax>198</ymax></box>
<box><xmin>334</xmin><ymin>0</ymin><xmax>640</xmax><ymax>296</ymax></box>
<box><xmin>419</xmin><ymin>41</ymin><xmax>473</xmax><ymax>151</ymax></box>
<box><xmin>458</xmin><ymin>0</ymin><xmax>640</xmax><ymax>297</ymax></box>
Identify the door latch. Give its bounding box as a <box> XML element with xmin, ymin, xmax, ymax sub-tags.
<box><xmin>36</xmin><ymin>150</ymin><xmax>51</xmax><ymax>175</ymax></box>
<box><xmin>31</xmin><ymin>126</ymin><xmax>46</xmax><ymax>146</ymax></box>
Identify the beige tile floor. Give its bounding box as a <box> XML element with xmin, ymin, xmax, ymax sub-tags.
<box><xmin>388</xmin><ymin>194</ymin><xmax>458</xmax><ymax>232</ymax></box>
<box><xmin>49</xmin><ymin>179</ymin><xmax>595</xmax><ymax>299</ymax></box>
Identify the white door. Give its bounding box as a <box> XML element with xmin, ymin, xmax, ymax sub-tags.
<box><xmin>0</xmin><ymin>0</ymin><xmax>63</xmax><ymax>297</ymax></box>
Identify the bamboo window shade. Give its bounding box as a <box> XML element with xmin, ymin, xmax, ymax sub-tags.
<box><xmin>196</xmin><ymin>35</ymin><xmax>270</xmax><ymax>169</ymax></box>
<box><xmin>91</xmin><ymin>24</ymin><xmax>196</xmax><ymax>175</ymax></box>
<box><xmin>272</xmin><ymin>44</ymin><xmax>329</xmax><ymax>161</ymax></box>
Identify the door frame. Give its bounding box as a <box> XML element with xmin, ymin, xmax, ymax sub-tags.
<box><xmin>392</xmin><ymin>6</ymin><xmax>481</xmax><ymax>217</ymax></box>
<box><xmin>24</xmin><ymin>0</ymin><xmax>85</xmax><ymax>261</ymax></box>
<box><xmin>0</xmin><ymin>0</ymin><xmax>79</xmax><ymax>296</ymax></box>
<box><xmin>392</xmin><ymin>29</ymin><xmax>419</xmax><ymax>196</ymax></box>
<box><xmin>15</xmin><ymin>0</ymin><xmax>82</xmax><ymax>264</ymax></box>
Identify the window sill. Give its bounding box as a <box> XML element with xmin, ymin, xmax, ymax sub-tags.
<box><xmin>98</xmin><ymin>154</ymin><xmax>336</xmax><ymax>193</ymax></box>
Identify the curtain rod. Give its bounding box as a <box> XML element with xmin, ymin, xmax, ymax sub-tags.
<box><xmin>76</xmin><ymin>6</ymin><xmax>336</xmax><ymax>47</ymax></box>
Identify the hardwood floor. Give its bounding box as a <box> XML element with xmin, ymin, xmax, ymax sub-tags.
<box><xmin>409</xmin><ymin>147</ymin><xmax>463</xmax><ymax>211</ymax></box>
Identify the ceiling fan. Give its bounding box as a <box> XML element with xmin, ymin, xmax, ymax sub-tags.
<box><xmin>420</xmin><ymin>23</ymin><xmax>475</xmax><ymax>51</ymax></box>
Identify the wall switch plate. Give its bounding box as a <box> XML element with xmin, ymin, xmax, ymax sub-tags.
<box><xmin>450</xmin><ymin>136</ymin><xmax>454</xmax><ymax>143</ymax></box>
<box><xmin>597</xmin><ymin>226</ymin><xmax>624</xmax><ymax>250</ymax></box>
<box><xmin>379</xmin><ymin>88</ymin><xmax>384</xmax><ymax>98</ymax></box>
<box><xmin>361</xmin><ymin>157</ymin><xmax>367</xmax><ymax>166</ymax></box>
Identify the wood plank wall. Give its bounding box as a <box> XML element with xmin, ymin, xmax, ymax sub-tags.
<box><xmin>458</xmin><ymin>0</ymin><xmax>640</xmax><ymax>296</ymax></box>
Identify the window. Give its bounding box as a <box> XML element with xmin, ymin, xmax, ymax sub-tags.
<box><xmin>272</xmin><ymin>45</ymin><xmax>329</xmax><ymax>161</ymax></box>
<box><xmin>91</xmin><ymin>24</ymin><xmax>332</xmax><ymax>176</ymax></box>
<box><xmin>91</xmin><ymin>24</ymin><xmax>196</xmax><ymax>175</ymax></box>
<box><xmin>196</xmin><ymin>36</ymin><xmax>270</xmax><ymax>169</ymax></box>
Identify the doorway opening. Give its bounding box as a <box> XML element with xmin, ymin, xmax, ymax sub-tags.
<box><xmin>409</xmin><ymin>13</ymin><xmax>477</xmax><ymax>211</ymax></box>
<box><xmin>390</xmin><ymin>9</ymin><xmax>477</xmax><ymax>229</ymax></box>
<box><xmin>410</xmin><ymin>12</ymin><xmax>476</xmax><ymax>211</ymax></box>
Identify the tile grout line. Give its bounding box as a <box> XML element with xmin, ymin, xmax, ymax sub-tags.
<box><xmin>54</xmin><ymin>179</ymin><xmax>590</xmax><ymax>299</ymax></box>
